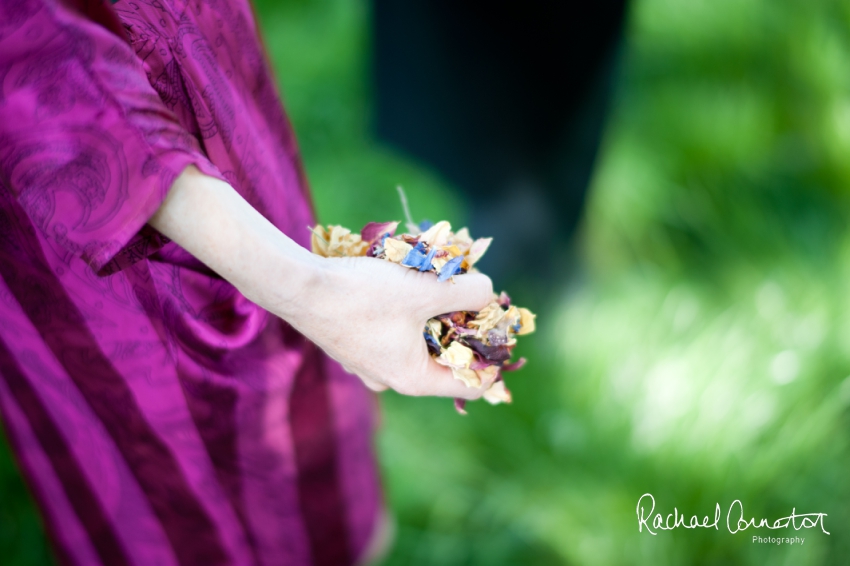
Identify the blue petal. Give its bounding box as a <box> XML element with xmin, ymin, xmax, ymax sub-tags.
<box><xmin>413</xmin><ymin>241</ymin><xmax>427</xmax><ymax>253</ymax></box>
<box><xmin>401</xmin><ymin>248</ymin><xmax>426</xmax><ymax>268</ymax></box>
<box><xmin>419</xmin><ymin>219</ymin><xmax>434</xmax><ymax>231</ymax></box>
<box><xmin>419</xmin><ymin>247</ymin><xmax>437</xmax><ymax>271</ymax></box>
<box><xmin>381</xmin><ymin>233</ymin><xmax>390</xmax><ymax>246</ymax></box>
<box><xmin>424</xmin><ymin>332</ymin><xmax>441</xmax><ymax>355</ymax></box>
<box><xmin>437</xmin><ymin>256</ymin><xmax>464</xmax><ymax>281</ymax></box>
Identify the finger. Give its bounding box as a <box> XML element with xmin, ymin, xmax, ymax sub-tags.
<box><xmin>410</xmin><ymin>357</ymin><xmax>490</xmax><ymax>400</ymax></box>
<box><xmin>419</xmin><ymin>272</ymin><xmax>494</xmax><ymax>318</ymax></box>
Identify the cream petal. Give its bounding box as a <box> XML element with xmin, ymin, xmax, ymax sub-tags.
<box><xmin>439</xmin><ymin>341</ymin><xmax>476</xmax><ymax>368</ymax></box>
<box><xmin>383</xmin><ymin>238</ymin><xmax>413</xmax><ymax>263</ymax></box>
<box><xmin>451</xmin><ymin>367</ymin><xmax>481</xmax><ymax>388</ymax></box>
<box><xmin>469</xmin><ymin>301</ymin><xmax>505</xmax><ymax>335</ymax></box>
<box><xmin>483</xmin><ymin>380</ymin><xmax>512</xmax><ymax>405</ymax></box>
<box><xmin>419</xmin><ymin>220</ymin><xmax>452</xmax><ymax>247</ymax></box>
<box><xmin>465</xmin><ymin>237</ymin><xmax>492</xmax><ymax>267</ymax></box>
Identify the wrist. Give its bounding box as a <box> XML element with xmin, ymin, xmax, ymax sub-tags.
<box><xmin>251</xmin><ymin>237</ymin><xmax>327</xmax><ymax>324</ymax></box>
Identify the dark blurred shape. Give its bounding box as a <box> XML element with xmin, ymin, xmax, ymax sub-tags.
<box><xmin>372</xmin><ymin>1</ymin><xmax>628</xmax><ymax>284</ymax></box>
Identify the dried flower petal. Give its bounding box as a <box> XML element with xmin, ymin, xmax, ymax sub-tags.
<box><xmin>309</xmin><ymin>218</ymin><xmax>535</xmax><ymax>412</ymax></box>
<box><xmin>452</xmin><ymin>227</ymin><xmax>472</xmax><ymax>249</ymax></box>
<box><xmin>502</xmin><ymin>357</ymin><xmax>526</xmax><ymax>372</ymax></box>
<box><xmin>361</xmin><ymin>221</ymin><xmax>399</xmax><ymax>243</ymax></box>
<box><xmin>483</xmin><ymin>380</ymin><xmax>512</xmax><ymax>405</ymax></box>
<box><xmin>432</xmin><ymin>255</ymin><xmax>450</xmax><ymax>272</ymax></box>
<box><xmin>517</xmin><ymin>307</ymin><xmax>536</xmax><ymax>335</ymax></box>
<box><xmin>419</xmin><ymin>220</ymin><xmax>452</xmax><ymax>247</ymax></box>
<box><xmin>401</xmin><ymin>247</ymin><xmax>427</xmax><ymax>269</ymax></box>
<box><xmin>419</xmin><ymin>247</ymin><xmax>437</xmax><ymax>272</ymax></box>
<box><xmin>437</xmin><ymin>341</ymin><xmax>475</xmax><ymax>369</ymax></box>
<box><xmin>310</xmin><ymin>225</ymin><xmax>330</xmax><ymax>257</ymax></box>
<box><xmin>466</xmin><ymin>338</ymin><xmax>512</xmax><ymax>363</ymax></box>
<box><xmin>424</xmin><ymin>332</ymin><xmax>442</xmax><ymax>356</ymax></box>
<box><xmin>475</xmin><ymin>364</ymin><xmax>499</xmax><ymax>385</ymax></box>
<box><xmin>383</xmin><ymin>238</ymin><xmax>413</xmax><ymax>263</ymax></box>
<box><xmin>469</xmin><ymin>302</ymin><xmax>505</xmax><ymax>335</ymax></box>
<box><xmin>454</xmin><ymin>398</ymin><xmax>468</xmax><ymax>415</ymax></box>
<box><xmin>437</xmin><ymin>255</ymin><xmax>464</xmax><ymax>282</ymax></box>
<box><xmin>450</xmin><ymin>367</ymin><xmax>481</xmax><ymax>388</ymax></box>
<box><xmin>466</xmin><ymin>237</ymin><xmax>492</xmax><ymax>267</ymax></box>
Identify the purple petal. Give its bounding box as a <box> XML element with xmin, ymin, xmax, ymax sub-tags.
<box><xmin>454</xmin><ymin>398</ymin><xmax>468</xmax><ymax>415</ymax></box>
<box><xmin>361</xmin><ymin>221</ymin><xmax>399</xmax><ymax>243</ymax></box>
<box><xmin>502</xmin><ymin>357</ymin><xmax>526</xmax><ymax>372</ymax></box>
<box><xmin>466</xmin><ymin>338</ymin><xmax>512</xmax><ymax>363</ymax></box>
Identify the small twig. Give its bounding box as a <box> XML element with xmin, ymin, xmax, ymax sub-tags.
<box><xmin>307</xmin><ymin>225</ymin><xmax>325</xmax><ymax>239</ymax></box>
<box><xmin>396</xmin><ymin>185</ymin><xmax>419</xmax><ymax>234</ymax></box>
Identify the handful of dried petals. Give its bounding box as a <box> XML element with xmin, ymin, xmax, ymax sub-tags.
<box><xmin>310</xmin><ymin>219</ymin><xmax>535</xmax><ymax>414</ymax></box>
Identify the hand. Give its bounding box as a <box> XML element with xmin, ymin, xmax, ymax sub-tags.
<box><xmin>277</xmin><ymin>255</ymin><xmax>497</xmax><ymax>399</ymax></box>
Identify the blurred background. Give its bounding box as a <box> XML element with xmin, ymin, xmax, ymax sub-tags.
<box><xmin>3</xmin><ymin>0</ymin><xmax>850</xmax><ymax>563</ymax></box>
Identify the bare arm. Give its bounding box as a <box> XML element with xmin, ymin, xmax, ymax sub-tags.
<box><xmin>149</xmin><ymin>165</ymin><xmax>495</xmax><ymax>399</ymax></box>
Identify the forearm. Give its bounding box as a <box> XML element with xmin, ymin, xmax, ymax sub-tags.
<box><xmin>148</xmin><ymin>165</ymin><xmax>320</xmax><ymax>319</ymax></box>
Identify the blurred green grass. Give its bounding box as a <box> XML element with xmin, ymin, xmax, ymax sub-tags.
<box><xmin>3</xmin><ymin>0</ymin><xmax>850</xmax><ymax>564</ymax></box>
<box><xmin>254</xmin><ymin>0</ymin><xmax>849</xmax><ymax>564</ymax></box>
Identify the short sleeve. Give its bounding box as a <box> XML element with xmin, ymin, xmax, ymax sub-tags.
<box><xmin>0</xmin><ymin>0</ymin><xmax>225</xmax><ymax>276</ymax></box>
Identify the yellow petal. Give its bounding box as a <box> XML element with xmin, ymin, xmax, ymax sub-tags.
<box><xmin>310</xmin><ymin>225</ymin><xmax>330</xmax><ymax>257</ymax></box>
<box><xmin>445</xmin><ymin>244</ymin><xmax>462</xmax><ymax>257</ymax></box>
<box><xmin>517</xmin><ymin>307</ymin><xmax>536</xmax><ymax>335</ymax></box>
<box><xmin>328</xmin><ymin>226</ymin><xmax>355</xmax><ymax>256</ymax></box>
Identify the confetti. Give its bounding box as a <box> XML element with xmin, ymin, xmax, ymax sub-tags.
<box><xmin>310</xmin><ymin>207</ymin><xmax>536</xmax><ymax>414</ymax></box>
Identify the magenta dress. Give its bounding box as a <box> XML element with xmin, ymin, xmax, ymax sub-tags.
<box><xmin>0</xmin><ymin>1</ymin><xmax>383</xmax><ymax>565</ymax></box>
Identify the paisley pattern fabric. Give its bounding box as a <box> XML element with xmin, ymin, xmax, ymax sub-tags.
<box><xmin>0</xmin><ymin>1</ymin><xmax>382</xmax><ymax>564</ymax></box>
